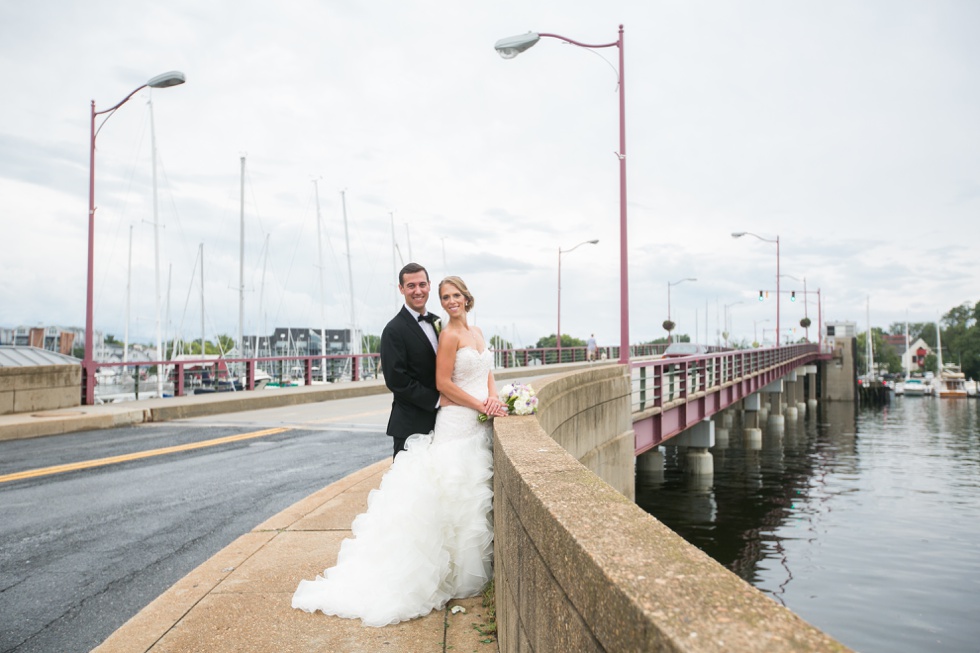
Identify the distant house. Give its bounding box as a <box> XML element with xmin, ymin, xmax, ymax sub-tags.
<box><xmin>882</xmin><ymin>334</ymin><xmax>932</xmax><ymax>373</ymax></box>
<box><xmin>0</xmin><ymin>326</ymin><xmax>79</xmax><ymax>356</ymax></box>
<box><xmin>905</xmin><ymin>338</ymin><xmax>932</xmax><ymax>373</ymax></box>
<box><xmin>241</xmin><ymin>328</ymin><xmax>352</xmax><ymax>358</ymax></box>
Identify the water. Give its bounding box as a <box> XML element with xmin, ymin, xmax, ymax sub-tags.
<box><xmin>636</xmin><ymin>398</ymin><xmax>980</xmax><ymax>653</ymax></box>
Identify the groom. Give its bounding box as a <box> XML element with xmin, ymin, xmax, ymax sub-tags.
<box><xmin>380</xmin><ymin>262</ymin><xmax>441</xmax><ymax>459</ymax></box>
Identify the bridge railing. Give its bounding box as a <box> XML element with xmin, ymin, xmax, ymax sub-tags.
<box><xmin>630</xmin><ymin>344</ymin><xmax>819</xmax><ymax>414</ymax></box>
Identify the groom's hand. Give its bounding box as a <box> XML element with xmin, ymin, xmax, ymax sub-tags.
<box><xmin>483</xmin><ymin>397</ymin><xmax>507</xmax><ymax>417</ymax></box>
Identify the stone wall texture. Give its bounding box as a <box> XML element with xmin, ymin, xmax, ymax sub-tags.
<box><xmin>0</xmin><ymin>365</ymin><xmax>81</xmax><ymax>415</ymax></box>
<box><xmin>493</xmin><ymin>364</ymin><xmax>850</xmax><ymax>653</ymax></box>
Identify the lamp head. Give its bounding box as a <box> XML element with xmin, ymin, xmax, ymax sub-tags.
<box><xmin>494</xmin><ymin>32</ymin><xmax>541</xmax><ymax>59</ymax></box>
<box><xmin>147</xmin><ymin>71</ymin><xmax>186</xmax><ymax>88</ymax></box>
<box><xmin>731</xmin><ymin>232</ymin><xmax>746</xmax><ymax>238</ymax></box>
<box><xmin>588</xmin><ymin>239</ymin><xmax>599</xmax><ymax>244</ymax></box>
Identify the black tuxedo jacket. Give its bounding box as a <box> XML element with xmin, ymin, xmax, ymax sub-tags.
<box><xmin>380</xmin><ymin>306</ymin><xmax>439</xmax><ymax>439</ymax></box>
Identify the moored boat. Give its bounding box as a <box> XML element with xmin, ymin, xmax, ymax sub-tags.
<box><xmin>936</xmin><ymin>365</ymin><xmax>968</xmax><ymax>398</ymax></box>
<box><xmin>903</xmin><ymin>377</ymin><xmax>929</xmax><ymax>397</ymax></box>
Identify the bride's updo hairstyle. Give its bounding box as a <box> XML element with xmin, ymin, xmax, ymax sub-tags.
<box><xmin>439</xmin><ymin>276</ymin><xmax>475</xmax><ymax>312</ymax></box>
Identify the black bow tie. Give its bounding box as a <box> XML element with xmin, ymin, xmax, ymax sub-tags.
<box><xmin>418</xmin><ymin>313</ymin><xmax>437</xmax><ymax>324</ymax></box>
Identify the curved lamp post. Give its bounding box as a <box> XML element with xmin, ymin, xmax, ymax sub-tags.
<box><xmin>83</xmin><ymin>71</ymin><xmax>185</xmax><ymax>405</ymax></box>
<box><xmin>732</xmin><ymin>231</ymin><xmax>780</xmax><ymax>347</ymax></box>
<box><xmin>667</xmin><ymin>277</ymin><xmax>696</xmax><ymax>344</ymax></box>
<box><xmin>496</xmin><ymin>26</ymin><xmax>630</xmax><ymax>364</ymax></box>
<box><xmin>557</xmin><ymin>239</ymin><xmax>599</xmax><ymax>362</ymax></box>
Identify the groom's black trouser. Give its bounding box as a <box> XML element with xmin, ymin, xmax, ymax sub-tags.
<box><xmin>392</xmin><ymin>435</ymin><xmax>408</xmax><ymax>460</ymax></box>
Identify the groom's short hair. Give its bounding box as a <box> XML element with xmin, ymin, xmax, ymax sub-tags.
<box><xmin>399</xmin><ymin>262</ymin><xmax>429</xmax><ymax>286</ymax></box>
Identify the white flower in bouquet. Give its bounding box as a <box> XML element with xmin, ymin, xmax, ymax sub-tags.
<box><xmin>479</xmin><ymin>383</ymin><xmax>538</xmax><ymax>421</ymax></box>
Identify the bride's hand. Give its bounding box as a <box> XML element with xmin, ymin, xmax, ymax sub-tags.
<box><xmin>484</xmin><ymin>397</ymin><xmax>507</xmax><ymax>417</ymax></box>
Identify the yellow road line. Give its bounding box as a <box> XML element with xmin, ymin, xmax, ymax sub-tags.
<box><xmin>0</xmin><ymin>427</ymin><xmax>291</xmax><ymax>484</ymax></box>
<box><xmin>306</xmin><ymin>408</ymin><xmax>389</xmax><ymax>424</ymax></box>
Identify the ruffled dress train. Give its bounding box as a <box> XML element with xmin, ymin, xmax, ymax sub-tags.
<box><xmin>291</xmin><ymin>347</ymin><xmax>494</xmax><ymax>627</ymax></box>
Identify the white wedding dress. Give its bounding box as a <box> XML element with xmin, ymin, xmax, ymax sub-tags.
<box><xmin>292</xmin><ymin>347</ymin><xmax>495</xmax><ymax>627</ymax></box>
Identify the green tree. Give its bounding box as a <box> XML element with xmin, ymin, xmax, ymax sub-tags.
<box><xmin>362</xmin><ymin>334</ymin><xmax>381</xmax><ymax>354</ymax></box>
<box><xmin>489</xmin><ymin>335</ymin><xmax>513</xmax><ymax>350</ymax></box>
<box><xmin>856</xmin><ymin>327</ymin><xmax>902</xmax><ymax>376</ymax></box>
<box><xmin>535</xmin><ymin>334</ymin><xmax>586</xmax><ymax>349</ymax></box>
<box><xmin>941</xmin><ymin>301</ymin><xmax>980</xmax><ymax>380</ymax></box>
<box><xmin>216</xmin><ymin>334</ymin><xmax>235</xmax><ymax>354</ymax></box>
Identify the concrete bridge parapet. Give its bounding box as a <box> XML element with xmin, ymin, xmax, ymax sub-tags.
<box><xmin>492</xmin><ymin>364</ymin><xmax>850</xmax><ymax>653</ymax></box>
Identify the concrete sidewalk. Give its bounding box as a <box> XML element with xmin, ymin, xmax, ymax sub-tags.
<box><xmin>0</xmin><ymin>380</ymin><xmax>521</xmax><ymax>652</ymax></box>
<box><xmin>91</xmin><ymin>458</ymin><xmax>497</xmax><ymax>653</ymax></box>
<box><xmin>3</xmin><ymin>367</ymin><xmax>595</xmax><ymax>651</ymax></box>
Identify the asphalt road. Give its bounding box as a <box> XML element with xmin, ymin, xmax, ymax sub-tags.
<box><xmin>0</xmin><ymin>394</ymin><xmax>394</xmax><ymax>653</ymax></box>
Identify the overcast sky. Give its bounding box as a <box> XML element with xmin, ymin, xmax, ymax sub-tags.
<box><xmin>2</xmin><ymin>0</ymin><xmax>978</xmax><ymax>350</ymax></box>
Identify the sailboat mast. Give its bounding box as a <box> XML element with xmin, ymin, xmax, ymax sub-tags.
<box><xmin>904</xmin><ymin>313</ymin><xmax>910</xmax><ymax>378</ymax></box>
<box><xmin>259</xmin><ymin>234</ymin><xmax>269</xmax><ymax>357</ymax></box>
<box><xmin>341</xmin><ymin>191</ymin><xmax>358</xmax><ymax>357</ymax></box>
<box><xmin>314</xmin><ymin>179</ymin><xmax>327</xmax><ymax>382</ymax></box>
<box><xmin>866</xmin><ymin>297</ymin><xmax>873</xmax><ymax>378</ymax></box>
<box><xmin>238</xmin><ymin>156</ymin><xmax>245</xmax><ymax>358</ymax></box>
<box><xmin>124</xmin><ymin>225</ymin><xmax>132</xmax><ymax>365</ymax></box>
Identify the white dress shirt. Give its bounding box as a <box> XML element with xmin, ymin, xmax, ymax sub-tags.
<box><xmin>405</xmin><ymin>306</ymin><xmax>439</xmax><ymax>353</ymax></box>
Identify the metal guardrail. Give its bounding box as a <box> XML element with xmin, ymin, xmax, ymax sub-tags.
<box><xmin>631</xmin><ymin>344</ymin><xmax>820</xmax><ymax>414</ymax></box>
<box><xmin>91</xmin><ymin>342</ymin><xmax>798</xmax><ymax>402</ymax></box>
<box><xmin>89</xmin><ymin>344</ymin><xmax>675</xmax><ymax>399</ymax></box>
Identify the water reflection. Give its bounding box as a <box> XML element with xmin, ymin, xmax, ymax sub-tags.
<box><xmin>636</xmin><ymin>398</ymin><xmax>980</xmax><ymax>653</ymax></box>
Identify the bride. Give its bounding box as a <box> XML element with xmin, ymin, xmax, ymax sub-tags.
<box><xmin>292</xmin><ymin>275</ymin><xmax>506</xmax><ymax>627</ymax></box>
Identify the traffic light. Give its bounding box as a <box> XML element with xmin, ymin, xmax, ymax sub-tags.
<box><xmin>758</xmin><ymin>290</ymin><xmax>764</xmax><ymax>301</ymax></box>
<box><xmin>791</xmin><ymin>291</ymin><xmax>796</xmax><ymax>302</ymax></box>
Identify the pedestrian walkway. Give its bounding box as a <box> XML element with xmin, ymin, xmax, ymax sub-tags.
<box><xmin>3</xmin><ymin>366</ymin><xmax>596</xmax><ymax>651</ymax></box>
<box><xmin>92</xmin><ymin>458</ymin><xmax>497</xmax><ymax>653</ymax></box>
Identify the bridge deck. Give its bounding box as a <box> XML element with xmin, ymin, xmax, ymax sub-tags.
<box><xmin>630</xmin><ymin>344</ymin><xmax>826</xmax><ymax>454</ymax></box>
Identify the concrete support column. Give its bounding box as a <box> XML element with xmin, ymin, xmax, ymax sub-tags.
<box><xmin>636</xmin><ymin>447</ymin><xmax>664</xmax><ymax>474</ymax></box>
<box><xmin>764</xmin><ymin>379</ymin><xmax>785</xmax><ymax>433</ymax></box>
<box><xmin>721</xmin><ymin>410</ymin><xmax>734</xmax><ymax>429</ymax></box>
<box><xmin>672</xmin><ymin>419</ymin><xmax>714</xmax><ymax>476</ymax></box>
<box><xmin>805</xmin><ymin>364</ymin><xmax>819</xmax><ymax>411</ymax></box>
<box><xmin>686</xmin><ymin>447</ymin><xmax>713</xmax><ymax>475</ymax></box>
<box><xmin>714</xmin><ymin>425</ymin><xmax>729</xmax><ymax>449</ymax></box>
<box><xmin>784</xmin><ymin>384</ymin><xmax>799</xmax><ymax>422</ymax></box>
<box><xmin>742</xmin><ymin>392</ymin><xmax>763</xmax><ymax>450</ymax></box>
<box><xmin>783</xmin><ymin>370</ymin><xmax>799</xmax><ymax>422</ymax></box>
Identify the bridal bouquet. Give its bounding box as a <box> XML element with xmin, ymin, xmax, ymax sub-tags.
<box><xmin>478</xmin><ymin>383</ymin><xmax>538</xmax><ymax>422</ymax></box>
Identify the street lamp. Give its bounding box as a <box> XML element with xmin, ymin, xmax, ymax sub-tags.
<box><xmin>753</xmin><ymin>318</ymin><xmax>770</xmax><ymax>345</ymax></box>
<box><xmin>83</xmin><ymin>71</ymin><xmax>185</xmax><ymax>405</ymax></box>
<box><xmin>557</xmin><ymin>239</ymin><xmax>599</xmax><ymax>362</ymax></box>
<box><xmin>666</xmin><ymin>277</ymin><xmax>696</xmax><ymax>344</ymax></box>
<box><xmin>732</xmin><ymin>231</ymin><xmax>780</xmax><ymax>347</ymax></box>
<box><xmin>496</xmin><ymin>26</ymin><xmax>630</xmax><ymax>364</ymax></box>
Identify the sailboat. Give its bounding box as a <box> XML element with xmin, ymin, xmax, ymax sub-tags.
<box><xmin>893</xmin><ymin>319</ymin><xmax>909</xmax><ymax>396</ymax></box>
<box><xmin>859</xmin><ymin>297</ymin><xmax>877</xmax><ymax>385</ymax></box>
<box><xmin>934</xmin><ymin>321</ymin><xmax>967</xmax><ymax>398</ymax></box>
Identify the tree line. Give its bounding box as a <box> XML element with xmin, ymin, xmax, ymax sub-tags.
<box><xmin>857</xmin><ymin>300</ymin><xmax>980</xmax><ymax>380</ymax></box>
